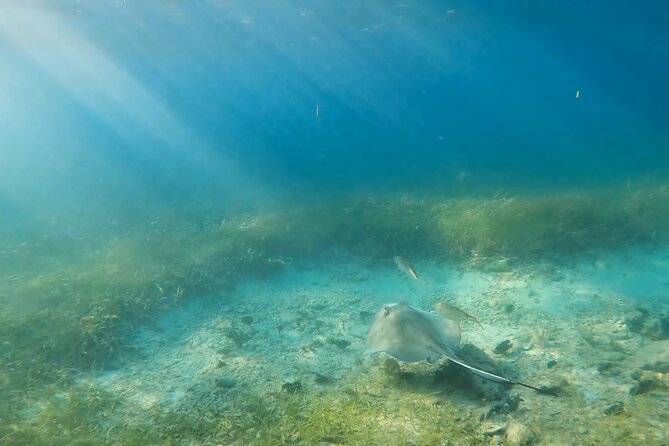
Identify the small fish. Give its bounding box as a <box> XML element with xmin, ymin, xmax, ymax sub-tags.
<box><xmin>575</xmin><ymin>90</ymin><xmax>580</xmax><ymax>99</ymax></box>
<box><xmin>434</xmin><ymin>301</ymin><xmax>484</xmax><ymax>330</ymax></box>
<box><xmin>315</xmin><ymin>104</ymin><xmax>320</xmax><ymax>117</ymax></box>
<box><xmin>394</xmin><ymin>255</ymin><xmax>419</xmax><ymax>280</ymax></box>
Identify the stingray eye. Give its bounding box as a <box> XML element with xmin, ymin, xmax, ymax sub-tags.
<box><xmin>383</xmin><ymin>306</ymin><xmax>391</xmax><ymax>317</ymax></box>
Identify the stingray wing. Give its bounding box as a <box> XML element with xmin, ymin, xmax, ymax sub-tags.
<box><xmin>415</xmin><ymin>306</ymin><xmax>461</xmax><ymax>349</ymax></box>
<box><xmin>365</xmin><ymin>303</ymin><xmax>462</xmax><ymax>363</ymax></box>
<box><xmin>365</xmin><ymin>303</ymin><xmax>442</xmax><ymax>362</ymax></box>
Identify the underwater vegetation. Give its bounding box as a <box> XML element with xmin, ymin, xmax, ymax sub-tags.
<box><xmin>1</xmin><ymin>180</ymin><xmax>669</xmax><ymax>444</ymax></box>
<box><xmin>0</xmin><ymin>372</ymin><xmax>488</xmax><ymax>446</ymax></box>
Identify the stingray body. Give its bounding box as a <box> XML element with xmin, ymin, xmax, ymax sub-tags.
<box><xmin>365</xmin><ymin>303</ymin><xmax>554</xmax><ymax>396</ymax></box>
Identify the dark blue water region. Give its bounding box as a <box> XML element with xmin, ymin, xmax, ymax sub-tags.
<box><xmin>1</xmin><ymin>0</ymin><xmax>668</xmax><ymax>200</ymax></box>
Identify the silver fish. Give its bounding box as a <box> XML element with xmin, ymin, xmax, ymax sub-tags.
<box><xmin>434</xmin><ymin>301</ymin><xmax>484</xmax><ymax>330</ymax></box>
<box><xmin>394</xmin><ymin>255</ymin><xmax>419</xmax><ymax>280</ymax></box>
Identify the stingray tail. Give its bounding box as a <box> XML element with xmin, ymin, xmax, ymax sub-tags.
<box><xmin>440</xmin><ymin>348</ymin><xmax>557</xmax><ymax>397</ymax></box>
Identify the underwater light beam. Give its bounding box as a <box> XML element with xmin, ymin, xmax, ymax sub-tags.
<box><xmin>0</xmin><ymin>4</ymin><xmax>262</xmax><ymax>209</ymax></box>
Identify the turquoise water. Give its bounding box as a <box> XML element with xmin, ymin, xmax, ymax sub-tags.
<box><xmin>2</xmin><ymin>1</ymin><xmax>668</xmax><ymax>212</ymax></box>
<box><xmin>1</xmin><ymin>2</ymin><xmax>668</xmax><ymax>445</ymax></box>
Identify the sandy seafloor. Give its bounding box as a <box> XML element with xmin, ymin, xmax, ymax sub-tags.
<box><xmin>87</xmin><ymin>246</ymin><xmax>669</xmax><ymax>444</ymax></box>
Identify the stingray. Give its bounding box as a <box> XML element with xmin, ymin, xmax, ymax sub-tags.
<box><xmin>364</xmin><ymin>303</ymin><xmax>555</xmax><ymax>396</ymax></box>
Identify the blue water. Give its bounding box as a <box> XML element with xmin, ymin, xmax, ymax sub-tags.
<box><xmin>1</xmin><ymin>0</ymin><xmax>668</xmax><ymax>218</ymax></box>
